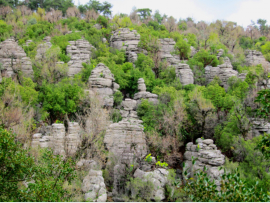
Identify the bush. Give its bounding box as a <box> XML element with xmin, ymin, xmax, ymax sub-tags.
<box><xmin>0</xmin><ymin>127</ymin><xmax>76</xmax><ymax>201</ymax></box>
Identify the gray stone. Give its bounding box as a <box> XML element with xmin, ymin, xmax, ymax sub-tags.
<box><xmin>67</xmin><ymin>39</ymin><xmax>95</xmax><ymax>76</ymax></box>
<box><xmin>82</xmin><ymin>169</ymin><xmax>107</xmax><ymax>202</ymax></box>
<box><xmin>202</xmin><ymin>139</ymin><xmax>214</xmax><ymax>145</ymax></box>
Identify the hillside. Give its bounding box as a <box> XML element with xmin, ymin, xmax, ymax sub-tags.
<box><xmin>1</xmin><ymin>0</ymin><xmax>270</xmax><ymax>202</ymax></box>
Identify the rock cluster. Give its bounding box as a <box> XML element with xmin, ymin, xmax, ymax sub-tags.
<box><xmin>31</xmin><ymin>122</ymin><xmax>81</xmax><ymax>157</ymax></box>
<box><xmin>66</xmin><ymin>39</ymin><xmax>95</xmax><ymax>76</ymax></box>
<box><xmin>82</xmin><ymin>169</ymin><xmax>107</xmax><ymax>202</ymax></box>
<box><xmin>133</xmin><ymin>168</ymin><xmax>169</xmax><ymax>201</ymax></box>
<box><xmin>35</xmin><ymin>36</ymin><xmax>52</xmax><ymax>60</ymax></box>
<box><xmin>110</xmin><ymin>28</ymin><xmax>140</xmax><ymax>63</ymax></box>
<box><xmin>183</xmin><ymin>138</ymin><xmax>225</xmax><ymax>188</ymax></box>
<box><xmin>0</xmin><ymin>38</ymin><xmax>33</xmax><ymax>78</ymax></box>
<box><xmin>133</xmin><ymin>78</ymin><xmax>158</xmax><ymax>106</ymax></box>
<box><xmin>159</xmin><ymin>38</ymin><xmax>194</xmax><ymax>86</ymax></box>
<box><xmin>245</xmin><ymin>50</ymin><xmax>270</xmax><ymax>70</ymax></box>
<box><xmin>88</xmin><ymin>63</ymin><xmax>120</xmax><ymax>107</ymax></box>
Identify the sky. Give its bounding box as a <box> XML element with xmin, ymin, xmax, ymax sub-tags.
<box><xmin>77</xmin><ymin>0</ymin><xmax>270</xmax><ymax>27</ymax></box>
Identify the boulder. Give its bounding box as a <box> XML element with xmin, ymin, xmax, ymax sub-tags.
<box><xmin>133</xmin><ymin>168</ymin><xmax>169</xmax><ymax>201</ymax></box>
<box><xmin>82</xmin><ymin>169</ymin><xmax>107</xmax><ymax>202</ymax></box>
<box><xmin>245</xmin><ymin>50</ymin><xmax>270</xmax><ymax>70</ymax></box>
<box><xmin>183</xmin><ymin>138</ymin><xmax>225</xmax><ymax>189</ymax></box>
<box><xmin>88</xmin><ymin>63</ymin><xmax>120</xmax><ymax>107</ymax></box>
<box><xmin>66</xmin><ymin>39</ymin><xmax>95</xmax><ymax>76</ymax></box>
<box><xmin>110</xmin><ymin>28</ymin><xmax>140</xmax><ymax>63</ymax></box>
<box><xmin>133</xmin><ymin>78</ymin><xmax>159</xmax><ymax>107</ymax></box>
<box><xmin>159</xmin><ymin>38</ymin><xmax>194</xmax><ymax>85</ymax></box>
<box><xmin>0</xmin><ymin>38</ymin><xmax>33</xmax><ymax>77</ymax></box>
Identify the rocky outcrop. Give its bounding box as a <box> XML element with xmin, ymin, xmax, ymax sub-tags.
<box><xmin>82</xmin><ymin>169</ymin><xmax>107</xmax><ymax>202</ymax></box>
<box><xmin>133</xmin><ymin>78</ymin><xmax>158</xmax><ymax>106</ymax></box>
<box><xmin>35</xmin><ymin>36</ymin><xmax>52</xmax><ymax>60</ymax></box>
<box><xmin>66</xmin><ymin>39</ymin><xmax>95</xmax><ymax>76</ymax></box>
<box><xmin>88</xmin><ymin>63</ymin><xmax>120</xmax><ymax>107</ymax></box>
<box><xmin>31</xmin><ymin>122</ymin><xmax>81</xmax><ymax>157</ymax></box>
<box><xmin>245</xmin><ymin>50</ymin><xmax>270</xmax><ymax>70</ymax></box>
<box><xmin>94</xmin><ymin>24</ymin><xmax>102</xmax><ymax>30</ymax></box>
<box><xmin>183</xmin><ymin>138</ymin><xmax>225</xmax><ymax>189</ymax></box>
<box><xmin>110</xmin><ymin>28</ymin><xmax>140</xmax><ymax>63</ymax></box>
<box><xmin>205</xmin><ymin>57</ymin><xmax>243</xmax><ymax>89</ymax></box>
<box><xmin>159</xmin><ymin>38</ymin><xmax>194</xmax><ymax>85</ymax></box>
<box><xmin>0</xmin><ymin>38</ymin><xmax>32</xmax><ymax>77</ymax></box>
<box><xmin>133</xmin><ymin>168</ymin><xmax>169</xmax><ymax>201</ymax></box>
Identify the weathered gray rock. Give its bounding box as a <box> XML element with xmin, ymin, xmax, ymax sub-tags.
<box><xmin>88</xmin><ymin>63</ymin><xmax>120</xmax><ymax>107</ymax></box>
<box><xmin>110</xmin><ymin>28</ymin><xmax>140</xmax><ymax>63</ymax></box>
<box><xmin>217</xmin><ymin>49</ymin><xmax>224</xmax><ymax>59</ymax></box>
<box><xmin>249</xmin><ymin>118</ymin><xmax>270</xmax><ymax>139</ymax></box>
<box><xmin>159</xmin><ymin>38</ymin><xmax>194</xmax><ymax>85</ymax></box>
<box><xmin>76</xmin><ymin>159</ymin><xmax>98</xmax><ymax>171</ymax></box>
<box><xmin>133</xmin><ymin>168</ymin><xmax>169</xmax><ymax>201</ymax></box>
<box><xmin>104</xmin><ymin>118</ymin><xmax>147</xmax><ymax>161</ymax></box>
<box><xmin>67</xmin><ymin>39</ymin><xmax>95</xmax><ymax>76</ymax></box>
<box><xmin>0</xmin><ymin>38</ymin><xmax>33</xmax><ymax>77</ymax></box>
<box><xmin>94</xmin><ymin>24</ymin><xmax>102</xmax><ymax>30</ymax></box>
<box><xmin>133</xmin><ymin>78</ymin><xmax>158</xmax><ymax>106</ymax></box>
<box><xmin>245</xmin><ymin>50</ymin><xmax>270</xmax><ymax>70</ymax></box>
<box><xmin>82</xmin><ymin>169</ymin><xmax>107</xmax><ymax>202</ymax></box>
<box><xmin>183</xmin><ymin>138</ymin><xmax>225</xmax><ymax>188</ymax></box>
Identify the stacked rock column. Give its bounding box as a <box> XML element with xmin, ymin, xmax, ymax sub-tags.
<box><xmin>65</xmin><ymin>122</ymin><xmax>81</xmax><ymax>156</ymax></box>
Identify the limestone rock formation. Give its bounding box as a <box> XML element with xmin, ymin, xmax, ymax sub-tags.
<box><xmin>159</xmin><ymin>38</ymin><xmax>194</xmax><ymax>85</ymax></box>
<box><xmin>183</xmin><ymin>138</ymin><xmax>225</xmax><ymax>189</ymax></box>
<box><xmin>88</xmin><ymin>63</ymin><xmax>120</xmax><ymax>107</ymax></box>
<box><xmin>133</xmin><ymin>168</ymin><xmax>169</xmax><ymax>201</ymax></box>
<box><xmin>66</xmin><ymin>39</ymin><xmax>95</xmax><ymax>76</ymax></box>
<box><xmin>133</xmin><ymin>78</ymin><xmax>158</xmax><ymax>106</ymax></box>
<box><xmin>245</xmin><ymin>50</ymin><xmax>270</xmax><ymax>70</ymax></box>
<box><xmin>94</xmin><ymin>24</ymin><xmax>102</xmax><ymax>30</ymax></box>
<box><xmin>35</xmin><ymin>36</ymin><xmax>52</xmax><ymax>60</ymax></box>
<box><xmin>110</xmin><ymin>28</ymin><xmax>140</xmax><ymax>63</ymax></box>
<box><xmin>82</xmin><ymin>169</ymin><xmax>107</xmax><ymax>202</ymax></box>
<box><xmin>0</xmin><ymin>38</ymin><xmax>33</xmax><ymax>77</ymax></box>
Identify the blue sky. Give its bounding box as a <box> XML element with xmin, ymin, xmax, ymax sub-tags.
<box><xmin>77</xmin><ymin>0</ymin><xmax>270</xmax><ymax>27</ymax></box>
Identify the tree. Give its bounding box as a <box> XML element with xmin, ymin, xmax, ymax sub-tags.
<box><xmin>153</xmin><ymin>10</ymin><xmax>163</xmax><ymax>24</ymax></box>
<box><xmin>136</xmin><ymin>8</ymin><xmax>152</xmax><ymax>20</ymax></box>
<box><xmin>0</xmin><ymin>127</ymin><xmax>76</xmax><ymax>201</ymax></box>
<box><xmin>174</xmin><ymin>38</ymin><xmax>191</xmax><ymax>60</ymax></box>
<box><xmin>257</xmin><ymin>19</ymin><xmax>269</xmax><ymax>36</ymax></box>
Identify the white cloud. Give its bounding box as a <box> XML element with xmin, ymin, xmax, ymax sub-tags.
<box><xmin>78</xmin><ymin>0</ymin><xmax>215</xmax><ymax>22</ymax></box>
<box><xmin>226</xmin><ymin>0</ymin><xmax>270</xmax><ymax>27</ymax></box>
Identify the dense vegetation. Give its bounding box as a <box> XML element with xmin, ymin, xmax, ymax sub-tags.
<box><xmin>1</xmin><ymin>0</ymin><xmax>270</xmax><ymax>201</ymax></box>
